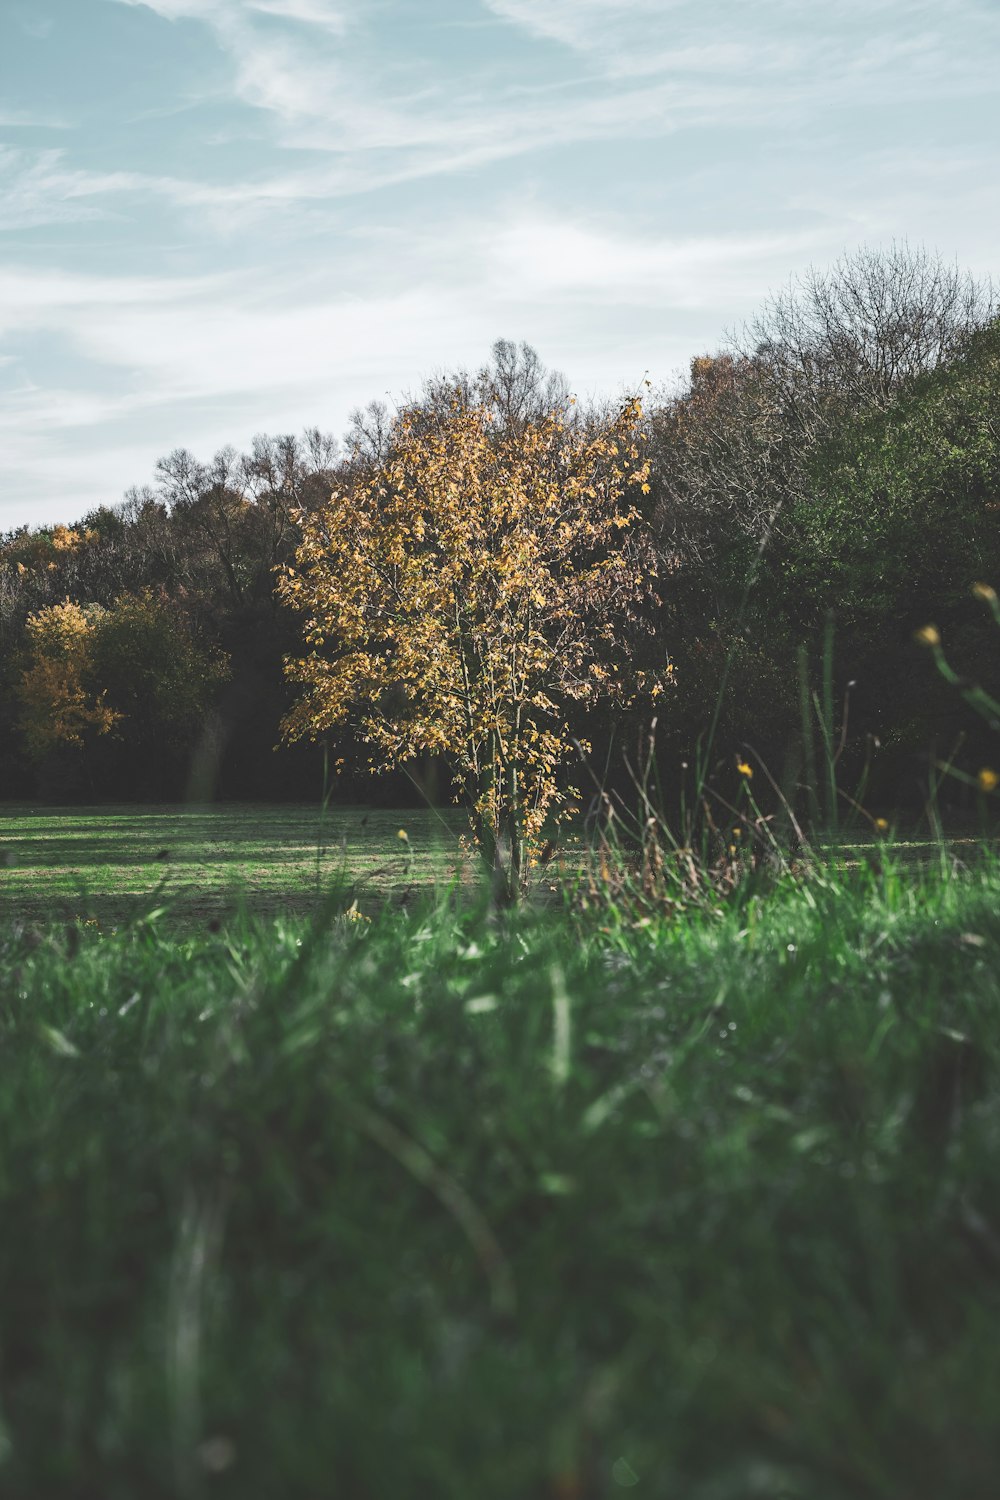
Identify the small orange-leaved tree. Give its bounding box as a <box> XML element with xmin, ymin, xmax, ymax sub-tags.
<box><xmin>278</xmin><ymin>392</ymin><xmax>663</xmax><ymax>897</ymax></box>
<box><xmin>17</xmin><ymin>600</ymin><xmax>120</xmax><ymax>761</ymax></box>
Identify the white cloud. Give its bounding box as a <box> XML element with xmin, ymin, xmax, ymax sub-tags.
<box><xmin>0</xmin><ymin>265</ymin><xmax>228</xmax><ymax>329</ymax></box>
<box><xmin>247</xmin><ymin>0</ymin><xmax>347</xmax><ymax>26</ymax></box>
<box><xmin>0</xmin><ymin>59</ymin><xmax>682</xmax><ymax>236</ymax></box>
<box><xmin>483</xmin><ymin>0</ymin><xmax>670</xmax><ymax>53</ymax></box>
<box><xmin>785</xmin><ymin>146</ymin><xmax>1000</xmax><ymax>284</ymax></box>
<box><xmin>484</xmin><ymin>0</ymin><xmax>1000</xmax><ymax>97</ymax></box>
<box><xmin>105</xmin><ymin>0</ymin><xmax>1000</xmax><ymax>199</ymax></box>
<box><xmin>486</xmin><ymin>220</ymin><xmax>833</xmax><ymax>309</ymax></box>
<box><xmin>116</xmin><ymin>0</ymin><xmax>346</xmax><ymax>23</ymax></box>
<box><xmin>111</xmin><ymin>0</ymin><xmax>680</xmax><ymax>166</ymax></box>
<box><xmin>4</xmin><ymin>0</ymin><xmax>999</xmax><ymax>526</ymax></box>
<box><xmin>0</xmin><ymin>255</ymin><xmax>492</xmax><ymax>521</ymax></box>
<box><xmin>485</xmin><ymin>0</ymin><xmax>988</xmax><ymax>49</ymax></box>
<box><xmin>0</xmin><ymin>109</ymin><xmax>69</xmax><ymax>129</ymax></box>
<box><xmin>112</xmin><ymin>0</ymin><xmax>227</xmax><ymax>19</ymax></box>
<box><xmin>0</xmin><ymin>426</ymin><xmax>172</xmax><ymax>528</ymax></box>
<box><xmin>1</xmin><ymin>210</ymin><xmax>770</xmax><ymax>522</ymax></box>
<box><xmin>0</xmin><ymin>147</ymin><xmax>182</xmax><ymax>231</ymax></box>
<box><xmin>0</xmin><ymin>210</ymin><xmax>865</xmax><ymax>453</ymax></box>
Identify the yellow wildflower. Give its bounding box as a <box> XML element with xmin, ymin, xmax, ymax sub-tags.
<box><xmin>736</xmin><ymin>760</ymin><xmax>753</xmax><ymax>779</ymax></box>
<box><xmin>972</xmin><ymin>582</ymin><xmax>997</xmax><ymax>604</ymax></box>
<box><xmin>874</xmin><ymin>817</ymin><xmax>889</xmax><ymax>833</ymax></box>
<box><xmin>914</xmin><ymin>625</ymin><xmax>940</xmax><ymax>648</ymax></box>
<box><xmin>977</xmin><ymin>768</ymin><xmax>999</xmax><ymax>793</ymax></box>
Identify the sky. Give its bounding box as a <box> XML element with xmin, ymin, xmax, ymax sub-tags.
<box><xmin>1</xmin><ymin>0</ymin><xmax>999</xmax><ymax>529</ymax></box>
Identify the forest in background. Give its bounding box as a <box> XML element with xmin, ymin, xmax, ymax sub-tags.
<box><xmin>3</xmin><ymin>245</ymin><xmax>999</xmax><ymax>815</ymax></box>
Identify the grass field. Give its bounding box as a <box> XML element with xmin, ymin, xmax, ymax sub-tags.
<box><xmin>2</xmin><ymin>813</ymin><xmax>1000</xmax><ymax>1498</ymax></box>
<box><xmin>0</xmin><ymin>803</ymin><xmax>470</xmax><ymax>927</ymax></box>
<box><xmin>1</xmin><ymin>801</ymin><xmax>993</xmax><ymax>933</ymax></box>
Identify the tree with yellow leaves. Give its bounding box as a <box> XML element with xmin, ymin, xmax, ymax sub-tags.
<box><xmin>279</xmin><ymin>391</ymin><xmax>663</xmax><ymax>898</ymax></box>
<box><xmin>17</xmin><ymin>600</ymin><xmax>120</xmax><ymax>760</ymax></box>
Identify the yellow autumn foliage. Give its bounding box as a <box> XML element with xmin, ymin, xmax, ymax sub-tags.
<box><xmin>18</xmin><ymin>600</ymin><xmax>120</xmax><ymax>757</ymax></box>
<box><xmin>279</xmin><ymin>393</ymin><xmax>664</xmax><ymax>894</ymax></box>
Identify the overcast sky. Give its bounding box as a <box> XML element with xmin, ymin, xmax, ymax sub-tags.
<box><xmin>2</xmin><ymin>0</ymin><xmax>998</xmax><ymax>528</ymax></box>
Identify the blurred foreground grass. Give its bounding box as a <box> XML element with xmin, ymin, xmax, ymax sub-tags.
<box><xmin>2</xmin><ymin>852</ymin><xmax>1000</xmax><ymax>1496</ymax></box>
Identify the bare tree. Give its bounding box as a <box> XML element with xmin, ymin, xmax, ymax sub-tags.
<box><xmin>342</xmin><ymin>341</ymin><xmax>574</xmax><ymax>496</ymax></box>
<box><xmin>741</xmin><ymin>243</ymin><xmax>995</xmax><ymax>432</ymax></box>
<box><xmin>651</xmin><ymin>245</ymin><xmax>996</xmax><ymax>563</ymax></box>
<box><xmin>648</xmin><ymin>352</ymin><xmax>789</xmax><ymax>572</ymax></box>
<box><xmin>344</xmin><ymin>399</ymin><xmax>394</xmax><ymax>466</ymax></box>
<box><xmin>416</xmin><ymin>339</ymin><xmax>570</xmax><ymax>430</ymax></box>
<box><xmin>472</xmin><ymin>338</ymin><xmax>571</xmax><ymax>429</ymax></box>
<box><xmin>154</xmin><ymin>431</ymin><xmax>338</xmax><ymax>608</ymax></box>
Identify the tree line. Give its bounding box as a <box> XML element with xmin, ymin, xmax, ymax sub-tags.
<box><xmin>2</xmin><ymin>244</ymin><xmax>999</xmax><ymax>816</ymax></box>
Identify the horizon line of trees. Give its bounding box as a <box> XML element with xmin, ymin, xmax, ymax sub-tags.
<box><xmin>2</xmin><ymin>243</ymin><xmax>999</xmax><ymax>814</ymax></box>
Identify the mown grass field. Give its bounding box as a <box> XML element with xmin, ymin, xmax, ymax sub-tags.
<box><xmin>2</xmin><ymin>811</ymin><xmax>1000</xmax><ymax>1497</ymax></box>
<box><xmin>0</xmin><ymin>801</ymin><xmax>992</xmax><ymax>931</ymax></box>
<box><xmin>0</xmin><ymin>803</ymin><xmax>470</xmax><ymax>927</ymax></box>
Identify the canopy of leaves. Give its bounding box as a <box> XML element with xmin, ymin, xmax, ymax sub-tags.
<box><xmin>279</xmin><ymin>393</ymin><xmax>661</xmax><ymax>887</ymax></box>
<box><xmin>782</xmin><ymin>320</ymin><xmax>1000</xmax><ymax>628</ymax></box>
<box><xmin>16</xmin><ymin>593</ymin><xmax>229</xmax><ymax>799</ymax></box>
<box><xmin>2</xmin><ymin>252</ymin><xmax>998</xmax><ymax>813</ymax></box>
<box><xmin>17</xmin><ymin>601</ymin><xmax>119</xmax><ymax>758</ymax></box>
